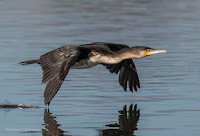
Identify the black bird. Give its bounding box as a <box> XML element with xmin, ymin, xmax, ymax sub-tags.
<box><xmin>20</xmin><ymin>42</ymin><xmax>166</xmax><ymax>105</ymax></box>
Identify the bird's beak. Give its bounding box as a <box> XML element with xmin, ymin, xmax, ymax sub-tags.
<box><xmin>145</xmin><ymin>50</ymin><xmax>167</xmax><ymax>56</ymax></box>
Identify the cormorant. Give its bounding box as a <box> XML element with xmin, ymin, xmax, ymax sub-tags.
<box><xmin>20</xmin><ymin>42</ymin><xmax>166</xmax><ymax>106</ymax></box>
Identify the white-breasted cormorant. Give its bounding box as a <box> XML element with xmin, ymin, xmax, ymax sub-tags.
<box><xmin>20</xmin><ymin>42</ymin><xmax>166</xmax><ymax>106</ymax></box>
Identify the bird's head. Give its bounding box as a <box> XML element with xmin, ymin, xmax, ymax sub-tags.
<box><xmin>130</xmin><ymin>46</ymin><xmax>167</xmax><ymax>58</ymax></box>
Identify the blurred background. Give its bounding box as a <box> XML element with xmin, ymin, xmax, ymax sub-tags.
<box><xmin>0</xmin><ymin>0</ymin><xmax>200</xmax><ymax>136</ymax></box>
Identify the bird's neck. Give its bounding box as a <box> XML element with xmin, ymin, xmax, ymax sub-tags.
<box><xmin>98</xmin><ymin>48</ymin><xmax>139</xmax><ymax>64</ymax></box>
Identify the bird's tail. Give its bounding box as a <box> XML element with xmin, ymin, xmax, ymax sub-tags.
<box><xmin>19</xmin><ymin>59</ymin><xmax>40</xmax><ymax>65</ymax></box>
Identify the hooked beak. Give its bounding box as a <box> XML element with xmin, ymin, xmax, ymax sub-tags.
<box><xmin>145</xmin><ymin>50</ymin><xmax>167</xmax><ymax>56</ymax></box>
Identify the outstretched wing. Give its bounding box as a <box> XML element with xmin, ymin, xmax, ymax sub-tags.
<box><xmin>39</xmin><ymin>45</ymin><xmax>80</xmax><ymax>105</ymax></box>
<box><xmin>103</xmin><ymin>59</ymin><xmax>140</xmax><ymax>92</ymax></box>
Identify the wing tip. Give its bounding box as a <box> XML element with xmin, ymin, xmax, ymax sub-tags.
<box><xmin>123</xmin><ymin>87</ymin><xmax>127</xmax><ymax>92</ymax></box>
<box><xmin>44</xmin><ymin>100</ymin><xmax>50</xmax><ymax>107</ymax></box>
<box><xmin>44</xmin><ymin>94</ymin><xmax>51</xmax><ymax>106</ymax></box>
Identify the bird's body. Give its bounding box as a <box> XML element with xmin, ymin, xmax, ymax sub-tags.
<box><xmin>20</xmin><ymin>42</ymin><xmax>166</xmax><ymax>106</ymax></box>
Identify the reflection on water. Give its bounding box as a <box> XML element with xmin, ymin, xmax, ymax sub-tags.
<box><xmin>42</xmin><ymin>104</ymin><xmax>140</xmax><ymax>136</ymax></box>
<box><xmin>42</xmin><ymin>109</ymin><xmax>68</xmax><ymax>136</ymax></box>
<box><xmin>99</xmin><ymin>104</ymin><xmax>140</xmax><ymax>136</ymax></box>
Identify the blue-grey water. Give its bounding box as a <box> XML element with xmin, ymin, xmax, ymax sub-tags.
<box><xmin>1</xmin><ymin>0</ymin><xmax>200</xmax><ymax>136</ymax></box>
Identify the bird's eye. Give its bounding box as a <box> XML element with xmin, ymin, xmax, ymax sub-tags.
<box><xmin>147</xmin><ymin>49</ymin><xmax>151</xmax><ymax>52</ymax></box>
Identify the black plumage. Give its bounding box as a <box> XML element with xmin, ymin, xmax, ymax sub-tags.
<box><xmin>20</xmin><ymin>42</ymin><xmax>166</xmax><ymax>105</ymax></box>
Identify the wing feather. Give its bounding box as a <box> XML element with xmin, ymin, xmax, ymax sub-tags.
<box><xmin>129</xmin><ymin>74</ymin><xmax>133</xmax><ymax>92</ymax></box>
<box><xmin>104</xmin><ymin>59</ymin><xmax>140</xmax><ymax>92</ymax></box>
<box><xmin>39</xmin><ymin>45</ymin><xmax>80</xmax><ymax>105</ymax></box>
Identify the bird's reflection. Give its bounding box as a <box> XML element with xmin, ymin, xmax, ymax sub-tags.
<box><xmin>42</xmin><ymin>109</ymin><xmax>70</xmax><ymax>136</ymax></box>
<box><xmin>42</xmin><ymin>104</ymin><xmax>140</xmax><ymax>136</ymax></box>
<box><xmin>99</xmin><ymin>104</ymin><xmax>140</xmax><ymax>136</ymax></box>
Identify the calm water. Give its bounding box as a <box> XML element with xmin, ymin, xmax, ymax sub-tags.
<box><xmin>1</xmin><ymin>0</ymin><xmax>200</xmax><ymax>136</ymax></box>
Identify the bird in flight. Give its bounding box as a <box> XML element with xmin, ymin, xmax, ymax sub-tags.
<box><xmin>20</xmin><ymin>42</ymin><xmax>166</xmax><ymax>106</ymax></box>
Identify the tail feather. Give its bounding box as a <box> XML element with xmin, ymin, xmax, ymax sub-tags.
<box><xmin>19</xmin><ymin>59</ymin><xmax>40</xmax><ymax>65</ymax></box>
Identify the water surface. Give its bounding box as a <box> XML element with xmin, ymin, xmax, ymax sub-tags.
<box><xmin>1</xmin><ymin>0</ymin><xmax>200</xmax><ymax>136</ymax></box>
